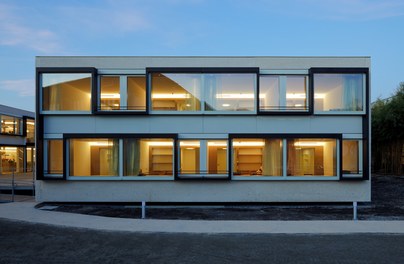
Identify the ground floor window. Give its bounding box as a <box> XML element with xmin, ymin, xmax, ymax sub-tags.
<box><xmin>44</xmin><ymin>140</ymin><xmax>63</xmax><ymax>176</ymax></box>
<box><xmin>178</xmin><ymin>139</ymin><xmax>228</xmax><ymax>179</ymax></box>
<box><xmin>0</xmin><ymin>146</ymin><xmax>35</xmax><ymax>174</ymax></box>
<box><xmin>342</xmin><ymin>139</ymin><xmax>362</xmax><ymax>176</ymax></box>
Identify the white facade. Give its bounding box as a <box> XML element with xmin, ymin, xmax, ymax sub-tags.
<box><xmin>35</xmin><ymin>56</ymin><xmax>371</xmax><ymax>202</ymax></box>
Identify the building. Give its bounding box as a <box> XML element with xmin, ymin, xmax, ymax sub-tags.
<box><xmin>0</xmin><ymin>104</ymin><xmax>35</xmax><ymax>190</ymax></box>
<box><xmin>35</xmin><ymin>56</ymin><xmax>370</xmax><ymax>202</ymax></box>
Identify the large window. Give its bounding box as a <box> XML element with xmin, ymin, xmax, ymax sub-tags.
<box><xmin>99</xmin><ymin>75</ymin><xmax>146</xmax><ymax>111</ymax></box>
<box><xmin>260</xmin><ymin>75</ymin><xmax>308</xmax><ymax>112</ymax></box>
<box><xmin>42</xmin><ymin>73</ymin><xmax>92</xmax><ymax>111</ymax></box>
<box><xmin>124</xmin><ymin>138</ymin><xmax>174</xmax><ymax>176</ymax></box>
<box><xmin>69</xmin><ymin>138</ymin><xmax>119</xmax><ymax>177</ymax></box>
<box><xmin>0</xmin><ymin>146</ymin><xmax>24</xmax><ymax>173</ymax></box>
<box><xmin>178</xmin><ymin>139</ymin><xmax>228</xmax><ymax>179</ymax></box>
<box><xmin>342</xmin><ymin>140</ymin><xmax>362</xmax><ymax>176</ymax></box>
<box><xmin>150</xmin><ymin>72</ymin><xmax>256</xmax><ymax>113</ymax></box>
<box><xmin>232</xmin><ymin>138</ymin><xmax>282</xmax><ymax>177</ymax></box>
<box><xmin>26</xmin><ymin>118</ymin><xmax>35</xmax><ymax>143</ymax></box>
<box><xmin>287</xmin><ymin>138</ymin><xmax>337</xmax><ymax>177</ymax></box>
<box><xmin>1</xmin><ymin>115</ymin><xmax>22</xmax><ymax>135</ymax></box>
<box><xmin>44</xmin><ymin>140</ymin><xmax>63</xmax><ymax>176</ymax></box>
<box><xmin>314</xmin><ymin>73</ymin><xmax>365</xmax><ymax>113</ymax></box>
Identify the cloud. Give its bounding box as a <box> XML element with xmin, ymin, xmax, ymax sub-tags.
<box><xmin>0</xmin><ymin>4</ymin><xmax>62</xmax><ymax>53</ymax></box>
<box><xmin>251</xmin><ymin>0</ymin><xmax>404</xmax><ymax>21</ymax></box>
<box><xmin>0</xmin><ymin>79</ymin><xmax>35</xmax><ymax>97</ymax></box>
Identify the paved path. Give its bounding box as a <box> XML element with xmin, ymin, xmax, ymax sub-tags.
<box><xmin>1</xmin><ymin>201</ymin><xmax>404</xmax><ymax>234</ymax></box>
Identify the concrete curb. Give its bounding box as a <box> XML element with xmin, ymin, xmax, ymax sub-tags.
<box><xmin>1</xmin><ymin>201</ymin><xmax>404</xmax><ymax>234</ymax></box>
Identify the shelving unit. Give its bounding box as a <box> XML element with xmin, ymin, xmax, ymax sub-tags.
<box><xmin>235</xmin><ymin>147</ymin><xmax>263</xmax><ymax>175</ymax></box>
<box><xmin>149</xmin><ymin>147</ymin><xmax>173</xmax><ymax>175</ymax></box>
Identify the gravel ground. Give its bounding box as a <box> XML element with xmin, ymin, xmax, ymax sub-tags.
<box><xmin>36</xmin><ymin>174</ymin><xmax>404</xmax><ymax>220</ymax></box>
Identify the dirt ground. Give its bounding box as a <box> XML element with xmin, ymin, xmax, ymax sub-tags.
<box><xmin>37</xmin><ymin>174</ymin><xmax>404</xmax><ymax>220</ymax></box>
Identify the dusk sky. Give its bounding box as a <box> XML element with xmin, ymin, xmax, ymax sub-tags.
<box><xmin>1</xmin><ymin>0</ymin><xmax>403</xmax><ymax>112</ymax></box>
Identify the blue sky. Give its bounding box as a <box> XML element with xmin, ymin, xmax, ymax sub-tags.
<box><xmin>0</xmin><ymin>0</ymin><xmax>403</xmax><ymax>112</ymax></box>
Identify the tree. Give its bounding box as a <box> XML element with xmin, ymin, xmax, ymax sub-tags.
<box><xmin>372</xmin><ymin>82</ymin><xmax>404</xmax><ymax>175</ymax></box>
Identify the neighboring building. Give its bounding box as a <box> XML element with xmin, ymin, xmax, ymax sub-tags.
<box><xmin>0</xmin><ymin>104</ymin><xmax>35</xmax><ymax>189</ymax></box>
<box><xmin>35</xmin><ymin>56</ymin><xmax>370</xmax><ymax>202</ymax></box>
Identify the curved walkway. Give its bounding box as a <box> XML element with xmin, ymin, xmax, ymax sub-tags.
<box><xmin>1</xmin><ymin>201</ymin><xmax>404</xmax><ymax>234</ymax></box>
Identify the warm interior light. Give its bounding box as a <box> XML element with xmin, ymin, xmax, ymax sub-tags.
<box><xmin>101</xmin><ymin>93</ymin><xmax>120</xmax><ymax>99</ymax></box>
<box><xmin>89</xmin><ymin>141</ymin><xmax>113</xmax><ymax>146</ymax></box>
<box><xmin>233</xmin><ymin>141</ymin><xmax>265</xmax><ymax>147</ymax></box>
<box><xmin>207</xmin><ymin>142</ymin><xmax>227</xmax><ymax>146</ymax></box>
<box><xmin>294</xmin><ymin>104</ymin><xmax>303</xmax><ymax>107</ymax></box>
<box><xmin>216</xmin><ymin>93</ymin><xmax>254</xmax><ymax>99</ymax></box>
<box><xmin>152</xmin><ymin>93</ymin><xmax>191</xmax><ymax>99</ymax></box>
<box><xmin>4</xmin><ymin>121</ymin><xmax>17</xmax><ymax>125</ymax></box>
<box><xmin>147</xmin><ymin>141</ymin><xmax>173</xmax><ymax>146</ymax></box>
<box><xmin>294</xmin><ymin>141</ymin><xmax>325</xmax><ymax>147</ymax></box>
<box><xmin>314</xmin><ymin>93</ymin><xmax>325</xmax><ymax>99</ymax></box>
<box><xmin>222</xmin><ymin>104</ymin><xmax>230</xmax><ymax>107</ymax></box>
<box><xmin>27</xmin><ymin>122</ymin><xmax>35</xmax><ymax>125</ymax></box>
<box><xmin>3</xmin><ymin>147</ymin><xmax>17</xmax><ymax>151</ymax></box>
<box><xmin>185</xmin><ymin>147</ymin><xmax>195</xmax><ymax>150</ymax></box>
<box><xmin>180</xmin><ymin>141</ymin><xmax>200</xmax><ymax>147</ymax></box>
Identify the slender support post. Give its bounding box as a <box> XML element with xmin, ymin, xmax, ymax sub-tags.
<box><xmin>353</xmin><ymin>201</ymin><xmax>358</xmax><ymax>221</ymax></box>
<box><xmin>11</xmin><ymin>168</ymin><xmax>15</xmax><ymax>202</ymax></box>
<box><xmin>141</xmin><ymin>201</ymin><xmax>146</xmax><ymax>219</ymax></box>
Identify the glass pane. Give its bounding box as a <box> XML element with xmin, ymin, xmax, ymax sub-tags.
<box><xmin>259</xmin><ymin>76</ymin><xmax>279</xmax><ymax>111</ymax></box>
<box><xmin>1</xmin><ymin>115</ymin><xmax>21</xmax><ymax>135</ymax></box>
<box><xmin>42</xmin><ymin>73</ymin><xmax>92</xmax><ymax>111</ymax></box>
<box><xmin>0</xmin><ymin>147</ymin><xmax>24</xmax><ymax>173</ymax></box>
<box><xmin>314</xmin><ymin>74</ymin><xmax>364</xmax><ymax>112</ymax></box>
<box><xmin>47</xmin><ymin>140</ymin><xmax>63</xmax><ymax>174</ymax></box>
<box><xmin>179</xmin><ymin>140</ymin><xmax>200</xmax><ymax>174</ymax></box>
<box><xmin>124</xmin><ymin>138</ymin><xmax>173</xmax><ymax>176</ymax></box>
<box><xmin>69</xmin><ymin>138</ymin><xmax>118</xmax><ymax>176</ymax></box>
<box><xmin>343</xmin><ymin>140</ymin><xmax>360</xmax><ymax>174</ymax></box>
<box><xmin>207</xmin><ymin>140</ymin><xmax>228</xmax><ymax>174</ymax></box>
<box><xmin>100</xmin><ymin>76</ymin><xmax>120</xmax><ymax>110</ymax></box>
<box><xmin>204</xmin><ymin>74</ymin><xmax>255</xmax><ymax>111</ymax></box>
<box><xmin>26</xmin><ymin>119</ymin><xmax>35</xmax><ymax>143</ymax></box>
<box><xmin>287</xmin><ymin>138</ymin><xmax>337</xmax><ymax>176</ymax></box>
<box><xmin>127</xmin><ymin>76</ymin><xmax>146</xmax><ymax>111</ymax></box>
<box><xmin>286</xmin><ymin>76</ymin><xmax>308</xmax><ymax>110</ymax></box>
<box><xmin>232</xmin><ymin>139</ymin><xmax>282</xmax><ymax>176</ymax></box>
<box><xmin>151</xmin><ymin>73</ymin><xmax>201</xmax><ymax>111</ymax></box>
<box><xmin>26</xmin><ymin>147</ymin><xmax>35</xmax><ymax>172</ymax></box>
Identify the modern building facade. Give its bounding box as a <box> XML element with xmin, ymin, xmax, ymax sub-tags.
<box><xmin>0</xmin><ymin>104</ymin><xmax>35</xmax><ymax>187</ymax></box>
<box><xmin>35</xmin><ymin>56</ymin><xmax>370</xmax><ymax>202</ymax></box>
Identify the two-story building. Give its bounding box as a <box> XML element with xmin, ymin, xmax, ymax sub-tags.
<box><xmin>35</xmin><ymin>56</ymin><xmax>370</xmax><ymax>203</ymax></box>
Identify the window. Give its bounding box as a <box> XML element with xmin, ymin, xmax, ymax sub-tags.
<box><xmin>313</xmin><ymin>73</ymin><xmax>365</xmax><ymax>113</ymax></box>
<box><xmin>44</xmin><ymin>140</ymin><xmax>63</xmax><ymax>176</ymax></box>
<box><xmin>26</xmin><ymin>147</ymin><xmax>35</xmax><ymax>172</ymax></box>
<box><xmin>42</xmin><ymin>73</ymin><xmax>92</xmax><ymax>111</ymax></box>
<box><xmin>260</xmin><ymin>75</ymin><xmax>308</xmax><ymax>112</ymax></box>
<box><xmin>232</xmin><ymin>138</ymin><xmax>282</xmax><ymax>177</ymax></box>
<box><xmin>124</xmin><ymin>138</ymin><xmax>174</xmax><ymax>176</ymax></box>
<box><xmin>69</xmin><ymin>138</ymin><xmax>119</xmax><ymax>177</ymax></box>
<box><xmin>99</xmin><ymin>75</ymin><xmax>146</xmax><ymax>111</ymax></box>
<box><xmin>150</xmin><ymin>72</ymin><xmax>256</xmax><ymax>113</ymax></box>
<box><xmin>0</xmin><ymin>147</ymin><xmax>24</xmax><ymax>173</ymax></box>
<box><xmin>178</xmin><ymin>139</ymin><xmax>228</xmax><ymax>179</ymax></box>
<box><xmin>26</xmin><ymin>118</ymin><xmax>35</xmax><ymax>143</ymax></box>
<box><xmin>342</xmin><ymin>140</ymin><xmax>362</xmax><ymax>176</ymax></box>
<box><xmin>1</xmin><ymin>115</ymin><xmax>22</xmax><ymax>135</ymax></box>
<box><xmin>287</xmin><ymin>138</ymin><xmax>337</xmax><ymax>177</ymax></box>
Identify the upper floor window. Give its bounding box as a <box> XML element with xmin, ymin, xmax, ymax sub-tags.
<box><xmin>42</xmin><ymin>73</ymin><xmax>92</xmax><ymax>112</ymax></box>
<box><xmin>313</xmin><ymin>73</ymin><xmax>365</xmax><ymax>113</ymax></box>
<box><xmin>0</xmin><ymin>115</ymin><xmax>22</xmax><ymax>135</ymax></box>
<box><xmin>150</xmin><ymin>70</ymin><xmax>257</xmax><ymax>114</ymax></box>
<box><xmin>99</xmin><ymin>75</ymin><xmax>146</xmax><ymax>111</ymax></box>
<box><xmin>259</xmin><ymin>75</ymin><xmax>309</xmax><ymax>112</ymax></box>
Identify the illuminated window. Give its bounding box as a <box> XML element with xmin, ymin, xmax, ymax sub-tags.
<box><xmin>343</xmin><ymin>140</ymin><xmax>362</xmax><ymax>175</ymax></box>
<box><xmin>1</xmin><ymin>115</ymin><xmax>22</xmax><ymax>135</ymax></box>
<box><xmin>232</xmin><ymin>139</ymin><xmax>282</xmax><ymax>176</ymax></box>
<box><xmin>260</xmin><ymin>75</ymin><xmax>308</xmax><ymax>112</ymax></box>
<box><xmin>124</xmin><ymin>138</ymin><xmax>174</xmax><ymax>176</ymax></box>
<box><xmin>0</xmin><ymin>147</ymin><xmax>24</xmax><ymax>173</ymax></box>
<box><xmin>151</xmin><ymin>73</ymin><xmax>256</xmax><ymax>113</ymax></box>
<box><xmin>178</xmin><ymin>140</ymin><xmax>228</xmax><ymax>179</ymax></box>
<box><xmin>45</xmin><ymin>140</ymin><xmax>63</xmax><ymax>175</ymax></box>
<box><xmin>314</xmin><ymin>73</ymin><xmax>364</xmax><ymax>112</ymax></box>
<box><xmin>287</xmin><ymin>138</ymin><xmax>337</xmax><ymax>176</ymax></box>
<box><xmin>100</xmin><ymin>76</ymin><xmax>120</xmax><ymax>110</ymax></box>
<box><xmin>69</xmin><ymin>138</ymin><xmax>119</xmax><ymax>177</ymax></box>
<box><xmin>42</xmin><ymin>73</ymin><xmax>92</xmax><ymax>111</ymax></box>
<box><xmin>26</xmin><ymin>118</ymin><xmax>35</xmax><ymax>143</ymax></box>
